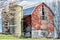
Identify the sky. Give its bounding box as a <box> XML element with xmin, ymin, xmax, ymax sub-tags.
<box><xmin>0</xmin><ymin>9</ymin><xmax>2</xmax><ymax>32</ymax></box>
<box><xmin>0</xmin><ymin>0</ymin><xmax>59</xmax><ymax>32</ymax></box>
<box><xmin>18</xmin><ymin>0</ymin><xmax>54</xmax><ymax>9</ymax></box>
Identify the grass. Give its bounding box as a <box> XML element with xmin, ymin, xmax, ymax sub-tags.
<box><xmin>0</xmin><ymin>34</ymin><xmax>20</xmax><ymax>40</ymax></box>
<box><xmin>0</xmin><ymin>34</ymin><xmax>57</xmax><ymax>40</ymax></box>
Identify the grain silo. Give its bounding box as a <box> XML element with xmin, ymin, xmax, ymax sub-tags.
<box><xmin>2</xmin><ymin>2</ymin><xmax>23</xmax><ymax>37</ymax></box>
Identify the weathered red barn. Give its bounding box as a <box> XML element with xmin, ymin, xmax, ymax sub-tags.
<box><xmin>23</xmin><ymin>3</ymin><xmax>55</xmax><ymax>38</ymax></box>
<box><xmin>32</xmin><ymin>3</ymin><xmax>54</xmax><ymax>32</ymax></box>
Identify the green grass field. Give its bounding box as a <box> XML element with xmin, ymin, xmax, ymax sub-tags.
<box><xmin>0</xmin><ymin>34</ymin><xmax>20</xmax><ymax>40</ymax></box>
<box><xmin>0</xmin><ymin>34</ymin><xmax>57</xmax><ymax>40</ymax></box>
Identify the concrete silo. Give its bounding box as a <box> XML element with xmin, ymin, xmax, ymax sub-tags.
<box><xmin>2</xmin><ymin>2</ymin><xmax>23</xmax><ymax>37</ymax></box>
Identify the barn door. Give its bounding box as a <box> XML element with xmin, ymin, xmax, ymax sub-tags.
<box><xmin>22</xmin><ymin>15</ymin><xmax>31</xmax><ymax>38</ymax></box>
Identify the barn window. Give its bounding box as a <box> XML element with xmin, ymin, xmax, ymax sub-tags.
<box><xmin>41</xmin><ymin>16</ymin><xmax>45</xmax><ymax>20</ymax></box>
<box><xmin>40</xmin><ymin>16</ymin><xmax>47</xmax><ymax>20</ymax></box>
<box><xmin>40</xmin><ymin>5</ymin><xmax>47</xmax><ymax>20</ymax></box>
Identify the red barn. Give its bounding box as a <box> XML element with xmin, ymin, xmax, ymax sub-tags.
<box><xmin>32</xmin><ymin>3</ymin><xmax>54</xmax><ymax>33</ymax></box>
<box><xmin>23</xmin><ymin>3</ymin><xmax>55</xmax><ymax>38</ymax></box>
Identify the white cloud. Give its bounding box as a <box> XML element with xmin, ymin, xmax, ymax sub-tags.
<box><xmin>18</xmin><ymin>1</ymin><xmax>40</xmax><ymax>9</ymax></box>
<box><xmin>18</xmin><ymin>0</ymin><xmax>57</xmax><ymax>9</ymax></box>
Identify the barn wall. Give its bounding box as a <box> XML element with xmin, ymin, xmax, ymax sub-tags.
<box><xmin>31</xmin><ymin>3</ymin><xmax>54</xmax><ymax>38</ymax></box>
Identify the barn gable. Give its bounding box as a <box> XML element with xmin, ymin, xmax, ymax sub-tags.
<box><xmin>31</xmin><ymin>2</ymin><xmax>54</xmax><ymax>31</ymax></box>
<box><xmin>32</xmin><ymin>3</ymin><xmax>55</xmax><ymax>16</ymax></box>
<box><xmin>31</xmin><ymin>2</ymin><xmax>55</xmax><ymax>38</ymax></box>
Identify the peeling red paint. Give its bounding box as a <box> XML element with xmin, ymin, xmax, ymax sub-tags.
<box><xmin>31</xmin><ymin>3</ymin><xmax>54</xmax><ymax>33</ymax></box>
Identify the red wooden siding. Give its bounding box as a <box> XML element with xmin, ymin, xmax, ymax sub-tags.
<box><xmin>31</xmin><ymin>3</ymin><xmax>54</xmax><ymax>33</ymax></box>
<box><xmin>23</xmin><ymin>15</ymin><xmax>31</xmax><ymax>27</ymax></box>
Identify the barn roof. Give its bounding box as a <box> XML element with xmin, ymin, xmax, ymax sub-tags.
<box><xmin>23</xmin><ymin>2</ymin><xmax>55</xmax><ymax>16</ymax></box>
<box><xmin>23</xmin><ymin>7</ymin><xmax>34</xmax><ymax>16</ymax></box>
